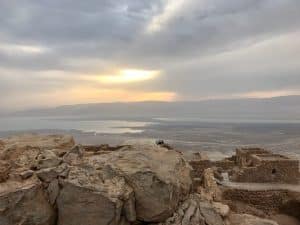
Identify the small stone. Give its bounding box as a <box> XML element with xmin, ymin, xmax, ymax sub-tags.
<box><xmin>20</xmin><ymin>170</ymin><xmax>34</xmax><ymax>180</ymax></box>
<box><xmin>212</xmin><ymin>202</ymin><xmax>230</xmax><ymax>218</ymax></box>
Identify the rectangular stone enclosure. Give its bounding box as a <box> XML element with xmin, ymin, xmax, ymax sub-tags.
<box><xmin>235</xmin><ymin>148</ymin><xmax>300</xmax><ymax>184</ymax></box>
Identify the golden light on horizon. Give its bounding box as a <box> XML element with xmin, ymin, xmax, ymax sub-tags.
<box><xmin>96</xmin><ymin>69</ymin><xmax>160</xmax><ymax>84</ymax></box>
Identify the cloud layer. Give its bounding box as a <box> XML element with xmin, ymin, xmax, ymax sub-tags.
<box><xmin>1</xmin><ymin>0</ymin><xmax>300</xmax><ymax>110</ymax></box>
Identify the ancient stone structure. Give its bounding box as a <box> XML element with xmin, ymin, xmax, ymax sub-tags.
<box><xmin>234</xmin><ymin>148</ymin><xmax>300</xmax><ymax>184</ymax></box>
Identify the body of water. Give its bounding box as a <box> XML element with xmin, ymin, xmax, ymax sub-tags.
<box><xmin>1</xmin><ymin>116</ymin><xmax>299</xmax><ymax>160</ymax></box>
<box><xmin>0</xmin><ymin>116</ymin><xmax>152</xmax><ymax>134</ymax></box>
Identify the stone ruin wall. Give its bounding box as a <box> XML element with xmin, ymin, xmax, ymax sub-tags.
<box><xmin>235</xmin><ymin>159</ymin><xmax>300</xmax><ymax>184</ymax></box>
<box><xmin>236</xmin><ymin>148</ymin><xmax>270</xmax><ymax>167</ymax></box>
<box><xmin>189</xmin><ymin>159</ymin><xmax>235</xmax><ymax>178</ymax></box>
<box><xmin>222</xmin><ymin>188</ymin><xmax>300</xmax><ymax>219</ymax></box>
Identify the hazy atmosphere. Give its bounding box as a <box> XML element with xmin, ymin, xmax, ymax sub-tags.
<box><xmin>1</xmin><ymin>2</ymin><xmax>300</xmax><ymax>225</ymax></box>
<box><xmin>1</xmin><ymin>0</ymin><xmax>300</xmax><ymax>111</ymax></box>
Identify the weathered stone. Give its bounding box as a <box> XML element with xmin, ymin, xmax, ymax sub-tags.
<box><xmin>104</xmin><ymin>145</ymin><xmax>192</xmax><ymax>222</ymax></box>
<box><xmin>0</xmin><ymin>160</ymin><xmax>10</xmax><ymax>183</ymax></box>
<box><xmin>0</xmin><ymin>134</ymin><xmax>74</xmax><ymax>172</ymax></box>
<box><xmin>229</xmin><ymin>214</ymin><xmax>279</xmax><ymax>225</ymax></box>
<box><xmin>56</xmin><ymin>166</ymin><xmax>133</xmax><ymax>225</ymax></box>
<box><xmin>159</xmin><ymin>194</ymin><xmax>224</xmax><ymax>225</ymax></box>
<box><xmin>35</xmin><ymin>150</ymin><xmax>62</xmax><ymax>170</ymax></box>
<box><xmin>198</xmin><ymin>168</ymin><xmax>222</xmax><ymax>201</ymax></box>
<box><xmin>0</xmin><ymin>134</ymin><xmax>193</xmax><ymax>225</ymax></box>
<box><xmin>36</xmin><ymin>163</ymin><xmax>69</xmax><ymax>183</ymax></box>
<box><xmin>123</xmin><ymin>191</ymin><xmax>136</xmax><ymax>222</ymax></box>
<box><xmin>0</xmin><ymin>134</ymin><xmax>75</xmax><ymax>150</ymax></box>
<box><xmin>47</xmin><ymin>179</ymin><xmax>60</xmax><ymax>205</ymax></box>
<box><xmin>212</xmin><ymin>202</ymin><xmax>230</xmax><ymax>218</ymax></box>
<box><xmin>0</xmin><ymin>176</ymin><xmax>55</xmax><ymax>225</ymax></box>
<box><xmin>19</xmin><ymin>170</ymin><xmax>34</xmax><ymax>180</ymax></box>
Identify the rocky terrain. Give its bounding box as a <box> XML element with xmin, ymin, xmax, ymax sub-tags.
<box><xmin>0</xmin><ymin>134</ymin><xmax>299</xmax><ymax>225</ymax></box>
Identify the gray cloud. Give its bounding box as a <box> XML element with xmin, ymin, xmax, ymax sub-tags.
<box><xmin>0</xmin><ymin>0</ymin><xmax>300</xmax><ymax>110</ymax></box>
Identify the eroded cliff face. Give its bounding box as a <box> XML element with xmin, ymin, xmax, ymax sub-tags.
<box><xmin>0</xmin><ymin>134</ymin><xmax>192</xmax><ymax>225</ymax></box>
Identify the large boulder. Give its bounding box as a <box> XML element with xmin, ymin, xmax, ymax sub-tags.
<box><xmin>103</xmin><ymin>145</ymin><xmax>192</xmax><ymax>222</ymax></box>
<box><xmin>56</xmin><ymin>165</ymin><xmax>134</xmax><ymax>225</ymax></box>
<box><xmin>58</xmin><ymin>144</ymin><xmax>192</xmax><ymax>223</ymax></box>
<box><xmin>0</xmin><ymin>176</ymin><xmax>55</xmax><ymax>225</ymax></box>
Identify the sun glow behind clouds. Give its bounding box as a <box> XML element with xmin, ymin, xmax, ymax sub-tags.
<box><xmin>96</xmin><ymin>69</ymin><xmax>160</xmax><ymax>84</ymax></box>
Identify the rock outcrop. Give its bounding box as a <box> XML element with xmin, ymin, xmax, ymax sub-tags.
<box><xmin>159</xmin><ymin>194</ymin><xmax>224</xmax><ymax>225</ymax></box>
<box><xmin>0</xmin><ymin>134</ymin><xmax>192</xmax><ymax>225</ymax></box>
<box><xmin>0</xmin><ymin>176</ymin><xmax>55</xmax><ymax>225</ymax></box>
<box><xmin>2</xmin><ymin>134</ymin><xmax>294</xmax><ymax>225</ymax></box>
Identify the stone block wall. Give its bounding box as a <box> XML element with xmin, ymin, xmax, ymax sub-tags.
<box><xmin>235</xmin><ymin>159</ymin><xmax>300</xmax><ymax>184</ymax></box>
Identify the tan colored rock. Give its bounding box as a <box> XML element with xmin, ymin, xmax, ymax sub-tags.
<box><xmin>0</xmin><ymin>134</ymin><xmax>74</xmax><ymax>172</ymax></box>
<box><xmin>0</xmin><ymin>134</ymin><xmax>75</xmax><ymax>150</ymax></box>
<box><xmin>229</xmin><ymin>214</ymin><xmax>279</xmax><ymax>225</ymax></box>
<box><xmin>198</xmin><ymin>168</ymin><xmax>222</xmax><ymax>201</ymax></box>
<box><xmin>104</xmin><ymin>145</ymin><xmax>192</xmax><ymax>222</ymax></box>
<box><xmin>159</xmin><ymin>194</ymin><xmax>224</xmax><ymax>225</ymax></box>
<box><xmin>57</xmin><ymin>166</ymin><xmax>134</xmax><ymax>225</ymax></box>
<box><xmin>47</xmin><ymin>179</ymin><xmax>60</xmax><ymax>205</ymax></box>
<box><xmin>36</xmin><ymin>163</ymin><xmax>69</xmax><ymax>183</ymax></box>
<box><xmin>19</xmin><ymin>170</ymin><xmax>34</xmax><ymax>180</ymax></box>
<box><xmin>0</xmin><ymin>176</ymin><xmax>55</xmax><ymax>225</ymax></box>
<box><xmin>212</xmin><ymin>202</ymin><xmax>230</xmax><ymax>218</ymax></box>
<box><xmin>35</xmin><ymin>150</ymin><xmax>62</xmax><ymax>170</ymax></box>
<box><xmin>0</xmin><ymin>135</ymin><xmax>192</xmax><ymax>225</ymax></box>
<box><xmin>0</xmin><ymin>160</ymin><xmax>10</xmax><ymax>183</ymax></box>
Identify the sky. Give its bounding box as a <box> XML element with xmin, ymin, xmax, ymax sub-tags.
<box><xmin>1</xmin><ymin>0</ymin><xmax>300</xmax><ymax>111</ymax></box>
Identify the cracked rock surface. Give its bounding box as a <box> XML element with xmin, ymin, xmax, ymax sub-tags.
<box><xmin>0</xmin><ymin>134</ymin><xmax>192</xmax><ymax>225</ymax></box>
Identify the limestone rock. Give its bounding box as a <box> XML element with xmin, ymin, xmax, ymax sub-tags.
<box><xmin>56</xmin><ymin>166</ymin><xmax>134</xmax><ymax>225</ymax></box>
<box><xmin>198</xmin><ymin>168</ymin><xmax>222</xmax><ymax>201</ymax></box>
<box><xmin>0</xmin><ymin>134</ymin><xmax>75</xmax><ymax>150</ymax></box>
<box><xmin>229</xmin><ymin>214</ymin><xmax>279</xmax><ymax>225</ymax></box>
<box><xmin>47</xmin><ymin>179</ymin><xmax>60</xmax><ymax>205</ymax></box>
<box><xmin>0</xmin><ymin>134</ymin><xmax>74</xmax><ymax>172</ymax></box>
<box><xmin>104</xmin><ymin>145</ymin><xmax>192</xmax><ymax>222</ymax></box>
<box><xmin>159</xmin><ymin>194</ymin><xmax>224</xmax><ymax>225</ymax></box>
<box><xmin>0</xmin><ymin>134</ymin><xmax>192</xmax><ymax>225</ymax></box>
<box><xmin>0</xmin><ymin>160</ymin><xmax>10</xmax><ymax>183</ymax></box>
<box><xmin>35</xmin><ymin>150</ymin><xmax>62</xmax><ymax>170</ymax></box>
<box><xmin>212</xmin><ymin>202</ymin><xmax>230</xmax><ymax>218</ymax></box>
<box><xmin>36</xmin><ymin>163</ymin><xmax>69</xmax><ymax>183</ymax></box>
<box><xmin>19</xmin><ymin>170</ymin><xmax>34</xmax><ymax>180</ymax></box>
<box><xmin>0</xmin><ymin>176</ymin><xmax>55</xmax><ymax>225</ymax></box>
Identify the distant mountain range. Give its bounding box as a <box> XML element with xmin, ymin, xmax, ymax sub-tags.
<box><xmin>11</xmin><ymin>95</ymin><xmax>300</xmax><ymax>121</ymax></box>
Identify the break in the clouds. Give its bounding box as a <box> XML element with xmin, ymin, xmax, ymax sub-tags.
<box><xmin>0</xmin><ymin>0</ymin><xmax>300</xmax><ymax>110</ymax></box>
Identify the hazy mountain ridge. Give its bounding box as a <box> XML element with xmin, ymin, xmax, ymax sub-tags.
<box><xmin>11</xmin><ymin>95</ymin><xmax>300</xmax><ymax>121</ymax></box>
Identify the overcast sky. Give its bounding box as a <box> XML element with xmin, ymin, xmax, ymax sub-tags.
<box><xmin>1</xmin><ymin>0</ymin><xmax>300</xmax><ymax>111</ymax></box>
